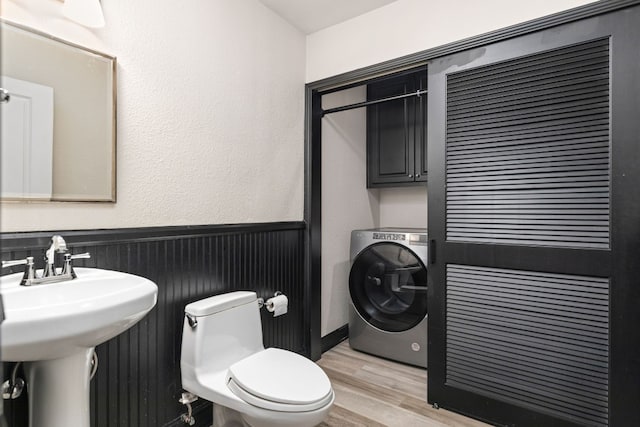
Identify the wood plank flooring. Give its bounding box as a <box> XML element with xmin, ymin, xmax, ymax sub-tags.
<box><xmin>317</xmin><ymin>341</ymin><xmax>490</xmax><ymax>427</ymax></box>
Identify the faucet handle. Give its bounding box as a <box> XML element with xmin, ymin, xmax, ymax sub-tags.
<box><xmin>2</xmin><ymin>257</ymin><xmax>37</xmax><ymax>286</ymax></box>
<box><xmin>69</xmin><ymin>252</ymin><xmax>91</xmax><ymax>260</ymax></box>
<box><xmin>2</xmin><ymin>256</ymin><xmax>33</xmax><ymax>269</ymax></box>
<box><xmin>2</xmin><ymin>258</ymin><xmax>28</xmax><ymax>269</ymax></box>
<box><xmin>62</xmin><ymin>252</ymin><xmax>91</xmax><ymax>278</ymax></box>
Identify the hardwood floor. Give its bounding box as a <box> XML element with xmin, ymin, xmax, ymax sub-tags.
<box><xmin>317</xmin><ymin>341</ymin><xmax>490</xmax><ymax>427</ymax></box>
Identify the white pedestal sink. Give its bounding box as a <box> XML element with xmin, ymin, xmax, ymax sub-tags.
<box><xmin>0</xmin><ymin>268</ymin><xmax>158</xmax><ymax>427</ymax></box>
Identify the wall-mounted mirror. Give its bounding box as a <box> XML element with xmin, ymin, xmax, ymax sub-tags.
<box><xmin>0</xmin><ymin>20</ymin><xmax>116</xmax><ymax>202</ymax></box>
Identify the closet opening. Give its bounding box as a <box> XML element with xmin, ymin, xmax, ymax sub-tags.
<box><xmin>304</xmin><ymin>65</ymin><xmax>428</xmax><ymax>360</ymax></box>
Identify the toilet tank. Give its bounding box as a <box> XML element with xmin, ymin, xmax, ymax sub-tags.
<box><xmin>181</xmin><ymin>291</ymin><xmax>265</xmax><ymax>376</ymax></box>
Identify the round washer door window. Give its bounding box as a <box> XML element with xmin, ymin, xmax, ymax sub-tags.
<box><xmin>349</xmin><ymin>242</ymin><xmax>428</xmax><ymax>332</ymax></box>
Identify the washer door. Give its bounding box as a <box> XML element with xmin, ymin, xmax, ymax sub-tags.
<box><xmin>349</xmin><ymin>242</ymin><xmax>428</xmax><ymax>332</ymax></box>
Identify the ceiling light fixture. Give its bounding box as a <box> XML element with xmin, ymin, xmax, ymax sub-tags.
<box><xmin>62</xmin><ymin>0</ymin><xmax>105</xmax><ymax>28</ymax></box>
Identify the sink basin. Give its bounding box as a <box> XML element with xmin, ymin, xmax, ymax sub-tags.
<box><xmin>0</xmin><ymin>267</ymin><xmax>157</xmax><ymax>427</ymax></box>
<box><xmin>0</xmin><ymin>267</ymin><xmax>158</xmax><ymax>361</ymax></box>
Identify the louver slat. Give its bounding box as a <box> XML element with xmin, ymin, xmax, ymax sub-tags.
<box><xmin>445</xmin><ymin>38</ymin><xmax>610</xmax><ymax>249</ymax></box>
<box><xmin>446</xmin><ymin>265</ymin><xmax>609</xmax><ymax>427</ymax></box>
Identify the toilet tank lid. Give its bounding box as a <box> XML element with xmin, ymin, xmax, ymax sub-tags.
<box><xmin>185</xmin><ymin>291</ymin><xmax>257</xmax><ymax>316</ymax></box>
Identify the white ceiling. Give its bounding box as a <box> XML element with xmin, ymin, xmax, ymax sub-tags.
<box><xmin>258</xmin><ymin>0</ymin><xmax>399</xmax><ymax>34</ymax></box>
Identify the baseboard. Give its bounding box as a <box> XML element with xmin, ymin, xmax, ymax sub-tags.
<box><xmin>321</xmin><ymin>324</ymin><xmax>349</xmax><ymax>353</ymax></box>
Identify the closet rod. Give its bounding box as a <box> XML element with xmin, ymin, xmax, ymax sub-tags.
<box><xmin>322</xmin><ymin>89</ymin><xmax>427</xmax><ymax>116</ymax></box>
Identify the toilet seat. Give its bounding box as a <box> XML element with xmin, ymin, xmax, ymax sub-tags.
<box><xmin>226</xmin><ymin>348</ymin><xmax>333</xmax><ymax>412</ymax></box>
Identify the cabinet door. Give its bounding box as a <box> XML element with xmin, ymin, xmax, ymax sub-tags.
<box><xmin>414</xmin><ymin>74</ymin><xmax>428</xmax><ymax>182</ymax></box>
<box><xmin>427</xmin><ymin>6</ymin><xmax>640</xmax><ymax>427</ymax></box>
<box><xmin>367</xmin><ymin>75</ymin><xmax>416</xmax><ymax>187</ymax></box>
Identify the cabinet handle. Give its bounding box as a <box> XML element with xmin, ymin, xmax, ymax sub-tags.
<box><xmin>409</xmin><ymin>174</ymin><xmax>413</xmax><ymax>178</ymax></box>
<box><xmin>416</xmin><ymin>173</ymin><xmax>421</xmax><ymax>177</ymax></box>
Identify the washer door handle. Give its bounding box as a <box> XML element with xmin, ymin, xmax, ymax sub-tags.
<box><xmin>398</xmin><ymin>285</ymin><xmax>428</xmax><ymax>291</ymax></box>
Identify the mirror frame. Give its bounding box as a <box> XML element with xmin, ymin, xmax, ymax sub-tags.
<box><xmin>1</xmin><ymin>19</ymin><xmax>117</xmax><ymax>202</ymax></box>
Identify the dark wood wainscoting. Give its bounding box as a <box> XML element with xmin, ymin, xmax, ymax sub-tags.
<box><xmin>0</xmin><ymin>222</ymin><xmax>307</xmax><ymax>427</ymax></box>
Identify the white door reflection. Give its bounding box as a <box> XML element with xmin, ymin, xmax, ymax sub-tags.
<box><xmin>1</xmin><ymin>76</ymin><xmax>54</xmax><ymax>199</ymax></box>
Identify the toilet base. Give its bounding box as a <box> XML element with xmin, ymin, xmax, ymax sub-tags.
<box><xmin>211</xmin><ymin>402</ymin><xmax>330</xmax><ymax>427</ymax></box>
<box><xmin>212</xmin><ymin>404</ymin><xmax>245</xmax><ymax>427</ymax></box>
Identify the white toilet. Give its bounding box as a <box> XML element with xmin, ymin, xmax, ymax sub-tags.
<box><xmin>180</xmin><ymin>291</ymin><xmax>334</xmax><ymax>427</ymax></box>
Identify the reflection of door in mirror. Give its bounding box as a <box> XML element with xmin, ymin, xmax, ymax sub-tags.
<box><xmin>1</xmin><ymin>76</ymin><xmax>54</xmax><ymax>199</ymax></box>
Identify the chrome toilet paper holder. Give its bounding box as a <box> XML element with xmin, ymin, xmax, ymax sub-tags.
<box><xmin>257</xmin><ymin>291</ymin><xmax>283</xmax><ymax>310</ymax></box>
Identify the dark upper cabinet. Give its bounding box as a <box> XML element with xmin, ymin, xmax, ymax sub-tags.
<box><xmin>366</xmin><ymin>69</ymin><xmax>427</xmax><ymax>188</ymax></box>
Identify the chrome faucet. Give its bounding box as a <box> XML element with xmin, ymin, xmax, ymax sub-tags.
<box><xmin>1</xmin><ymin>235</ymin><xmax>90</xmax><ymax>286</ymax></box>
<box><xmin>43</xmin><ymin>235</ymin><xmax>68</xmax><ymax>277</ymax></box>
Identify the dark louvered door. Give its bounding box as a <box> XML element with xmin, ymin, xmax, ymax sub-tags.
<box><xmin>446</xmin><ymin>38</ymin><xmax>610</xmax><ymax>249</ymax></box>
<box><xmin>427</xmin><ymin>6</ymin><xmax>640</xmax><ymax>427</ymax></box>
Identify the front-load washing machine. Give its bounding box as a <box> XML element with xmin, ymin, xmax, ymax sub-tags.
<box><xmin>349</xmin><ymin>228</ymin><xmax>428</xmax><ymax>368</ymax></box>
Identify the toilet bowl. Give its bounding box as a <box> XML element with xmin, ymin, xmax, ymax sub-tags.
<box><xmin>180</xmin><ymin>291</ymin><xmax>334</xmax><ymax>427</ymax></box>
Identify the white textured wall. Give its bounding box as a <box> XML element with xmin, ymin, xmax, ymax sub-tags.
<box><xmin>306</xmin><ymin>0</ymin><xmax>595</xmax><ymax>82</ymax></box>
<box><xmin>379</xmin><ymin>187</ymin><xmax>427</xmax><ymax>229</ymax></box>
<box><xmin>321</xmin><ymin>86</ymin><xmax>378</xmax><ymax>336</ymax></box>
<box><xmin>0</xmin><ymin>0</ymin><xmax>305</xmax><ymax>232</ymax></box>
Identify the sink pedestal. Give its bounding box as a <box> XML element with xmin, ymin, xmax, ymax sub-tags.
<box><xmin>24</xmin><ymin>348</ymin><xmax>94</xmax><ymax>427</ymax></box>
